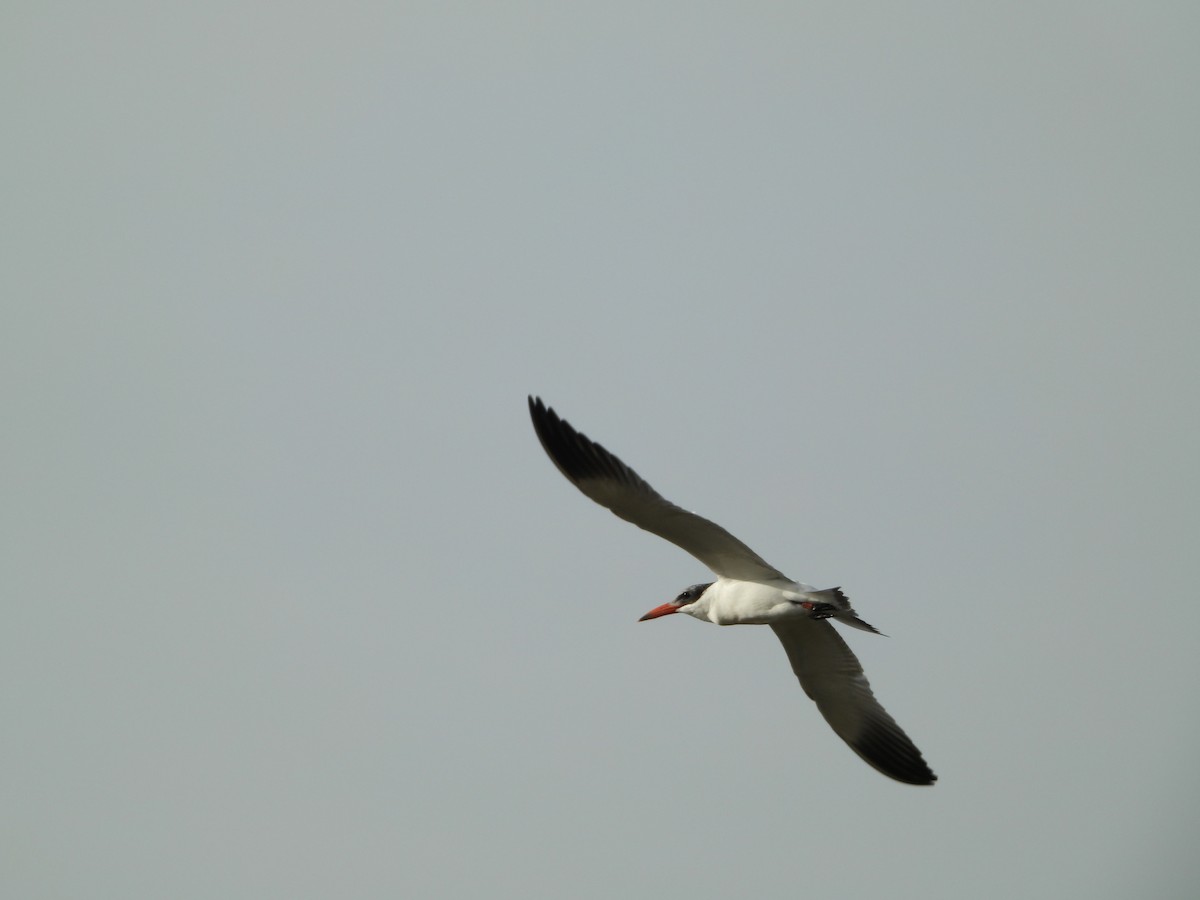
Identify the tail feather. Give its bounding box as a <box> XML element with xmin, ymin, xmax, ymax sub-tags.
<box><xmin>803</xmin><ymin>587</ymin><xmax>886</xmax><ymax>636</ymax></box>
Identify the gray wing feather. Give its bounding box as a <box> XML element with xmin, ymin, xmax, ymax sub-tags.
<box><xmin>770</xmin><ymin>619</ymin><xmax>936</xmax><ymax>785</ymax></box>
<box><xmin>529</xmin><ymin>397</ymin><xmax>785</xmax><ymax>582</ymax></box>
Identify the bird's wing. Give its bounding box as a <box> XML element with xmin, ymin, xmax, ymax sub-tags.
<box><xmin>770</xmin><ymin>619</ymin><xmax>936</xmax><ymax>785</ymax></box>
<box><xmin>529</xmin><ymin>396</ymin><xmax>785</xmax><ymax>582</ymax></box>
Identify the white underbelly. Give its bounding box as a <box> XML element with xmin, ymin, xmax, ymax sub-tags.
<box><xmin>703</xmin><ymin>579</ymin><xmax>807</xmax><ymax>626</ymax></box>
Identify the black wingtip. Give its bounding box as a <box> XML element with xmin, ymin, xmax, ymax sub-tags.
<box><xmin>528</xmin><ymin>396</ymin><xmax>566</xmax><ymax>452</ymax></box>
<box><xmin>527</xmin><ymin>396</ymin><xmax>560</xmax><ymax>451</ymax></box>
<box><xmin>852</xmin><ymin>719</ymin><xmax>938</xmax><ymax>785</ymax></box>
<box><xmin>528</xmin><ymin>396</ymin><xmax>638</xmax><ymax>491</ymax></box>
<box><xmin>528</xmin><ymin>395</ymin><xmax>561</xmax><ymax>434</ymax></box>
<box><xmin>528</xmin><ymin>396</ymin><xmax>584</xmax><ymax>482</ymax></box>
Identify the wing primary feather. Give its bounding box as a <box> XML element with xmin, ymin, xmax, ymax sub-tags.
<box><xmin>771</xmin><ymin>619</ymin><xmax>936</xmax><ymax>785</ymax></box>
<box><xmin>529</xmin><ymin>396</ymin><xmax>649</xmax><ymax>493</ymax></box>
<box><xmin>527</xmin><ymin>396</ymin><xmax>786</xmax><ymax>581</ymax></box>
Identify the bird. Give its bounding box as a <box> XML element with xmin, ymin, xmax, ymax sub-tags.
<box><xmin>528</xmin><ymin>396</ymin><xmax>936</xmax><ymax>785</ymax></box>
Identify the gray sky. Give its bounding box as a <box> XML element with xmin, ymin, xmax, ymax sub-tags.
<box><xmin>5</xmin><ymin>3</ymin><xmax>1199</xmax><ymax>898</ymax></box>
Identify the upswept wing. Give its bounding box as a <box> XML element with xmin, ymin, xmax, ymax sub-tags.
<box><xmin>529</xmin><ymin>397</ymin><xmax>785</xmax><ymax>582</ymax></box>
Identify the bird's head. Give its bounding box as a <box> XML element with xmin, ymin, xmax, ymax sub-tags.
<box><xmin>639</xmin><ymin>582</ymin><xmax>714</xmax><ymax>621</ymax></box>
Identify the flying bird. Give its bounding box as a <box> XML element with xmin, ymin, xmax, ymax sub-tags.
<box><xmin>528</xmin><ymin>396</ymin><xmax>936</xmax><ymax>785</ymax></box>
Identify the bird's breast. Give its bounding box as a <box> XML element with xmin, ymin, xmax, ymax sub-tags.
<box><xmin>698</xmin><ymin>579</ymin><xmax>807</xmax><ymax>626</ymax></box>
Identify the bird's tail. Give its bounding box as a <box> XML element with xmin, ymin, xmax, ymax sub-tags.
<box><xmin>802</xmin><ymin>587</ymin><xmax>886</xmax><ymax>636</ymax></box>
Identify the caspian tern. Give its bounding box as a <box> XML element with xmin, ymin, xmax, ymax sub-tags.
<box><xmin>528</xmin><ymin>396</ymin><xmax>936</xmax><ymax>785</ymax></box>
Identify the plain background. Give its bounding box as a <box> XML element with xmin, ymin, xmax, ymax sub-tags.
<box><xmin>4</xmin><ymin>3</ymin><xmax>1198</xmax><ymax>898</ymax></box>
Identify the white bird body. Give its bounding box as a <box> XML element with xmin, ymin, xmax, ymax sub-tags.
<box><xmin>528</xmin><ymin>396</ymin><xmax>935</xmax><ymax>785</ymax></box>
<box><xmin>681</xmin><ymin>578</ymin><xmax>815</xmax><ymax>626</ymax></box>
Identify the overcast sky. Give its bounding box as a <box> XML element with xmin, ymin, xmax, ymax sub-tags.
<box><xmin>4</xmin><ymin>3</ymin><xmax>1199</xmax><ymax>898</ymax></box>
